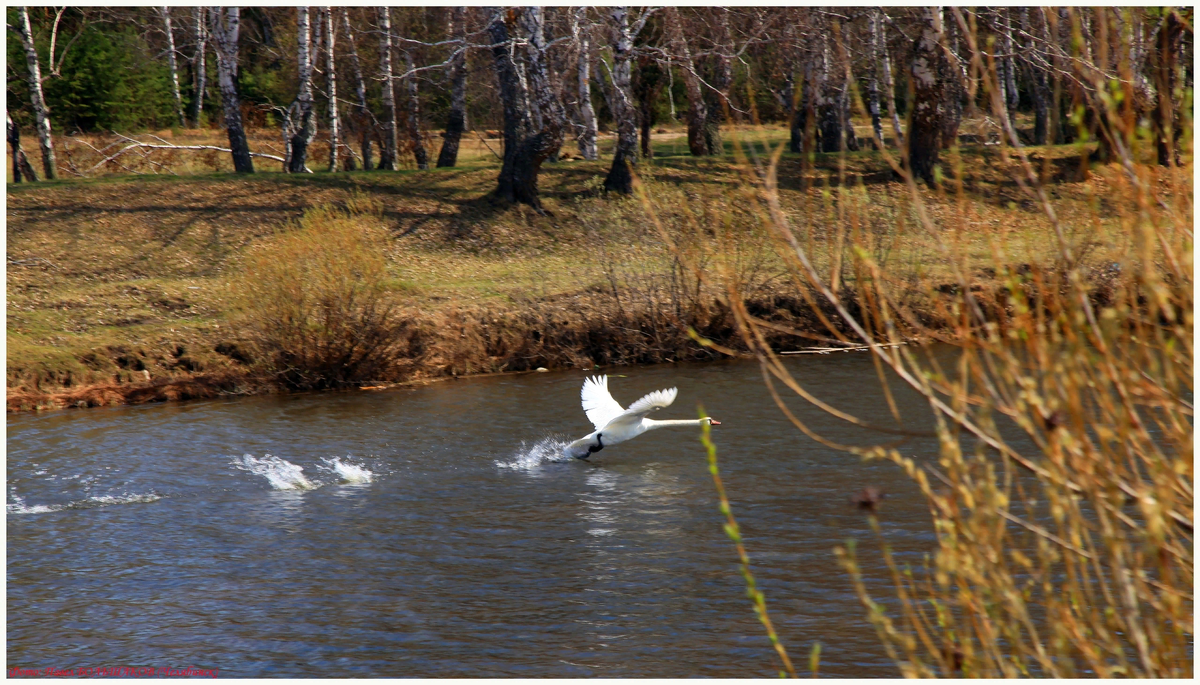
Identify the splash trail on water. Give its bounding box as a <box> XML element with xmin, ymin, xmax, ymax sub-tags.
<box><xmin>495</xmin><ymin>435</ymin><xmax>576</xmax><ymax>470</ymax></box>
<box><xmin>319</xmin><ymin>457</ymin><xmax>375</xmax><ymax>484</ymax></box>
<box><xmin>234</xmin><ymin>454</ymin><xmax>316</xmax><ymax>491</ymax></box>
<box><xmin>6</xmin><ymin>492</ymin><xmax>162</xmax><ymax>515</ymax></box>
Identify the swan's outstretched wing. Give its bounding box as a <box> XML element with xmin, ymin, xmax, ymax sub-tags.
<box><xmin>602</xmin><ymin>387</ymin><xmax>678</xmax><ymax>430</ymax></box>
<box><xmin>581</xmin><ymin>375</ymin><xmax>625</xmax><ymax>431</ymax></box>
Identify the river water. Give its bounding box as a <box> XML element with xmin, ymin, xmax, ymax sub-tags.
<box><xmin>9</xmin><ymin>355</ymin><xmax>948</xmax><ymax>677</ymax></box>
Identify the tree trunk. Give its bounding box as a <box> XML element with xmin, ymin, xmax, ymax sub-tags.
<box><xmin>190</xmin><ymin>7</ymin><xmax>208</xmax><ymax>128</ymax></box>
<box><xmin>880</xmin><ymin>13</ymin><xmax>904</xmax><ymax>147</ymax></box>
<box><xmin>867</xmin><ymin>11</ymin><xmax>885</xmax><ymax>147</ymax></box>
<box><xmin>834</xmin><ymin>21</ymin><xmax>860</xmax><ymax>152</ymax></box>
<box><xmin>324</xmin><ymin>7</ymin><xmax>340</xmax><ymax>172</ymax></box>
<box><xmin>790</xmin><ymin>50</ymin><xmax>821</xmax><ymax>158</ymax></box>
<box><xmin>341</xmin><ymin>9</ymin><xmax>371</xmax><ymax>171</ymax></box>
<box><xmin>376</xmin><ymin>7</ymin><xmax>398</xmax><ymax>171</ymax></box>
<box><xmin>1023</xmin><ymin>7</ymin><xmax>1051</xmax><ymax>145</ymax></box>
<box><xmin>907</xmin><ymin>9</ymin><xmax>948</xmax><ymax>185</ymax></box>
<box><xmin>285</xmin><ymin>6</ymin><xmax>316</xmax><ymax>173</ymax></box>
<box><xmin>604</xmin><ymin>7</ymin><xmax>639</xmax><ymax>194</ymax></box>
<box><xmin>634</xmin><ymin>54</ymin><xmax>665</xmax><ymax>161</ymax></box>
<box><xmin>436</xmin><ymin>6</ymin><xmax>467</xmax><ymax>168</ymax></box>
<box><xmin>938</xmin><ymin>9</ymin><xmax>963</xmax><ymax>149</ymax></box>
<box><xmin>664</xmin><ymin>7</ymin><xmax>708</xmax><ymax>156</ymax></box>
<box><xmin>788</xmin><ymin>59</ymin><xmax>808</xmax><ymax>154</ymax></box>
<box><xmin>1001</xmin><ymin>13</ymin><xmax>1020</xmax><ymax>116</ymax></box>
<box><xmin>1151</xmin><ymin>9</ymin><xmax>1185</xmax><ymax>166</ymax></box>
<box><xmin>702</xmin><ymin>9</ymin><xmax>733</xmax><ymax>155</ymax></box>
<box><xmin>488</xmin><ymin>6</ymin><xmax>564</xmax><ymax>212</ymax></box>
<box><xmin>402</xmin><ymin>51</ymin><xmax>428</xmax><ymax>169</ymax></box>
<box><xmin>210</xmin><ymin>7</ymin><xmax>253</xmax><ymax>173</ymax></box>
<box><xmin>160</xmin><ymin>8</ymin><xmax>187</xmax><ymax>128</ymax></box>
<box><xmin>8</xmin><ymin>114</ymin><xmax>39</xmax><ymax>182</ymax></box>
<box><xmin>571</xmin><ymin>7</ymin><xmax>598</xmax><ymax>160</ymax></box>
<box><xmin>15</xmin><ymin>7</ymin><xmax>57</xmax><ymax>180</ymax></box>
<box><xmin>815</xmin><ymin>36</ymin><xmax>841</xmax><ymax>153</ymax></box>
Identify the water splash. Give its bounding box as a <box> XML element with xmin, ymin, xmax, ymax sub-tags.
<box><xmin>234</xmin><ymin>454</ymin><xmax>315</xmax><ymax>491</ymax></box>
<box><xmin>7</xmin><ymin>492</ymin><xmax>162</xmax><ymax>515</ymax></box>
<box><xmin>496</xmin><ymin>436</ymin><xmax>576</xmax><ymax>470</ymax></box>
<box><xmin>319</xmin><ymin>457</ymin><xmax>374</xmax><ymax>484</ymax></box>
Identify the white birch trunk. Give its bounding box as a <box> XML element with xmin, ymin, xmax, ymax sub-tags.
<box><xmin>210</xmin><ymin>6</ymin><xmax>254</xmax><ymax>172</ymax></box>
<box><xmin>572</xmin><ymin>7</ymin><xmax>598</xmax><ymax>160</ymax></box>
<box><xmin>341</xmin><ymin>8</ymin><xmax>372</xmax><ymax>170</ymax></box>
<box><xmin>879</xmin><ymin>13</ymin><xmax>904</xmax><ymax>147</ymax></box>
<box><xmin>191</xmin><ymin>7</ymin><xmax>208</xmax><ymax>127</ymax></box>
<box><xmin>324</xmin><ymin>8</ymin><xmax>339</xmax><ymax>172</ymax></box>
<box><xmin>285</xmin><ymin>6</ymin><xmax>316</xmax><ymax>173</ymax></box>
<box><xmin>435</xmin><ymin>6</ymin><xmax>467</xmax><ymax>168</ymax></box>
<box><xmin>403</xmin><ymin>50</ymin><xmax>428</xmax><ymax>169</ymax></box>
<box><xmin>16</xmin><ymin>7</ymin><xmax>57</xmax><ymax>179</ymax></box>
<box><xmin>376</xmin><ymin>7</ymin><xmax>398</xmax><ymax>171</ymax></box>
<box><xmin>8</xmin><ymin>113</ymin><xmax>39</xmax><ymax>182</ymax></box>
<box><xmin>867</xmin><ymin>10</ymin><xmax>885</xmax><ymax>147</ymax></box>
<box><xmin>664</xmin><ymin>7</ymin><xmax>709</xmax><ymax>156</ymax></box>
<box><xmin>603</xmin><ymin>6</ymin><xmax>639</xmax><ymax>192</ymax></box>
<box><xmin>160</xmin><ymin>7</ymin><xmax>187</xmax><ymax>129</ymax></box>
<box><xmin>1001</xmin><ymin>13</ymin><xmax>1020</xmax><ymax>117</ymax></box>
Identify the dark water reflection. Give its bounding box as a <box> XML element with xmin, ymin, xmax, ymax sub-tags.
<box><xmin>10</xmin><ymin>355</ymin><xmax>951</xmax><ymax>677</ymax></box>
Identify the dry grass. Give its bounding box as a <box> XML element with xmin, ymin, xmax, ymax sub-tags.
<box><xmin>7</xmin><ymin>120</ymin><xmax>1149</xmax><ymax>412</ymax></box>
<box><xmin>228</xmin><ymin>203</ymin><xmax>408</xmax><ymax>390</ymax></box>
<box><xmin>677</xmin><ymin>87</ymin><xmax>1193</xmax><ymax>678</ymax></box>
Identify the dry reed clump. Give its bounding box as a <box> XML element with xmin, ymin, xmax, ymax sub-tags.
<box><xmin>228</xmin><ymin>204</ymin><xmax>411</xmax><ymax>390</ymax></box>
<box><xmin>645</xmin><ymin>29</ymin><xmax>1192</xmax><ymax>674</ymax></box>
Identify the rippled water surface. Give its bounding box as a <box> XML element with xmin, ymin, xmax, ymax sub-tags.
<box><xmin>9</xmin><ymin>356</ymin><xmax>948</xmax><ymax>677</ymax></box>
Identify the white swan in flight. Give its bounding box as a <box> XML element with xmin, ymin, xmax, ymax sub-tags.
<box><xmin>564</xmin><ymin>375</ymin><xmax>721</xmax><ymax>459</ymax></box>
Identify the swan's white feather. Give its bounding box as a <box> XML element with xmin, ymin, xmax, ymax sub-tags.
<box><xmin>621</xmin><ymin>387</ymin><xmax>678</xmax><ymax>419</ymax></box>
<box><xmin>581</xmin><ymin>375</ymin><xmax>625</xmax><ymax>431</ymax></box>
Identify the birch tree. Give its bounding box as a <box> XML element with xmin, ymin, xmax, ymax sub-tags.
<box><xmin>833</xmin><ymin>20</ymin><xmax>859</xmax><ymax>152</ymax></box>
<box><xmin>210</xmin><ymin>6</ymin><xmax>253</xmax><ymax>173</ymax></box>
<box><xmin>376</xmin><ymin>7</ymin><xmax>398</xmax><ymax>171</ymax></box>
<box><xmin>866</xmin><ymin>11</ymin><xmax>886</xmax><ymax>147</ymax></box>
<box><xmin>486</xmin><ymin>6</ymin><xmax>565</xmax><ymax>211</ymax></box>
<box><xmin>1022</xmin><ymin>7</ymin><xmax>1051</xmax><ymax>145</ymax></box>
<box><xmin>664</xmin><ymin>7</ymin><xmax>708</xmax><ymax>156</ymax></box>
<box><xmin>788</xmin><ymin>53</ymin><xmax>815</xmax><ymax>155</ymax></box>
<box><xmin>571</xmin><ymin>7</ymin><xmax>598</xmax><ymax>160</ymax></box>
<box><xmin>341</xmin><ymin>8</ymin><xmax>372</xmax><ymax>171</ymax></box>
<box><xmin>160</xmin><ymin>7</ymin><xmax>186</xmax><ymax>128</ymax></box>
<box><xmin>7</xmin><ymin>113</ymin><xmax>39</xmax><ymax>182</ymax></box>
<box><xmin>938</xmin><ymin>10</ymin><xmax>964</xmax><ymax>149</ymax></box>
<box><xmin>814</xmin><ymin>33</ymin><xmax>841</xmax><ymax>152</ymax></box>
<box><xmin>14</xmin><ymin>7</ymin><xmax>57</xmax><ymax>179</ymax></box>
<box><xmin>1150</xmin><ymin>9</ymin><xmax>1186</xmax><ymax>166</ymax></box>
<box><xmin>323</xmin><ymin>7</ymin><xmax>339</xmax><ymax>172</ymax></box>
<box><xmin>702</xmin><ymin>9</ymin><xmax>734</xmax><ymax>155</ymax></box>
<box><xmin>436</xmin><ymin>6</ymin><xmax>467</xmax><ymax>168</ymax></box>
<box><xmin>283</xmin><ymin>6</ymin><xmax>316</xmax><ymax>173</ymax></box>
<box><xmin>879</xmin><ymin>11</ymin><xmax>904</xmax><ymax>147</ymax></box>
<box><xmin>604</xmin><ymin>7</ymin><xmax>655</xmax><ymax>193</ymax></box>
<box><xmin>402</xmin><ymin>50</ymin><xmax>428</xmax><ymax>169</ymax></box>
<box><xmin>190</xmin><ymin>7</ymin><xmax>208</xmax><ymax>127</ymax></box>
<box><xmin>908</xmin><ymin>7</ymin><xmax>950</xmax><ymax>184</ymax></box>
<box><xmin>634</xmin><ymin>55</ymin><xmax>665</xmax><ymax>160</ymax></box>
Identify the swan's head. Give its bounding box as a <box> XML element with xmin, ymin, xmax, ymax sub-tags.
<box><xmin>703</xmin><ymin>417</ymin><xmax>722</xmax><ymax>426</ymax></box>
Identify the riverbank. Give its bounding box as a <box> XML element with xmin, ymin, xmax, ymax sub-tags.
<box><xmin>7</xmin><ymin>126</ymin><xmax>1146</xmax><ymax>412</ymax></box>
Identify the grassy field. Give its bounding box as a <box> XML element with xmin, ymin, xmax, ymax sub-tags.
<box><xmin>6</xmin><ymin>120</ymin><xmax>1155</xmax><ymax>410</ymax></box>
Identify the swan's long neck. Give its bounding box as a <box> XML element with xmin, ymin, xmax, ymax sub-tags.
<box><xmin>643</xmin><ymin>418</ymin><xmax>707</xmax><ymax>430</ymax></box>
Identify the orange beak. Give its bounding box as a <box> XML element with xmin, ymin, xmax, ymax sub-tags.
<box><xmin>710</xmin><ymin>419</ymin><xmax>722</xmax><ymax>425</ymax></box>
